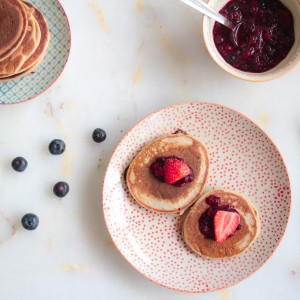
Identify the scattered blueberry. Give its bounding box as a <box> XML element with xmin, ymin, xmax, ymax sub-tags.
<box><xmin>92</xmin><ymin>128</ymin><xmax>106</xmax><ymax>143</ymax></box>
<box><xmin>21</xmin><ymin>213</ymin><xmax>39</xmax><ymax>230</ymax></box>
<box><xmin>11</xmin><ymin>156</ymin><xmax>28</xmax><ymax>172</ymax></box>
<box><xmin>49</xmin><ymin>139</ymin><xmax>66</xmax><ymax>155</ymax></box>
<box><xmin>53</xmin><ymin>181</ymin><xmax>69</xmax><ymax>198</ymax></box>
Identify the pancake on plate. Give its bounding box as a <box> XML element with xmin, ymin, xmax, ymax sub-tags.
<box><xmin>126</xmin><ymin>130</ymin><xmax>209</xmax><ymax>215</ymax></box>
<box><xmin>0</xmin><ymin>7</ymin><xmax>40</xmax><ymax>76</ymax></box>
<box><xmin>0</xmin><ymin>59</ymin><xmax>38</xmax><ymax>82</ymax></box>
<box><xmin>182</xmin><ymin>189</ymin><xmax>260</xmax><ymax>259</ymax></box>
<box><xmin>19</xmin><ymin>1</ymin><xmax>49</xmax><ymax>72</ymax></box>
<box><xmin>0</xmin><ymin>0</ymin><xmax>28</xmax><ymax>61</ymax></box>
<box><xmin>0</xmin><ymin>0</ymin><xmax>49</xmax><ymax>81</ymax></box>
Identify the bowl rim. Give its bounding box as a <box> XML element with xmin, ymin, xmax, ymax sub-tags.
<box><xmin>202</xmin><ymin>0</ymin><xmax>300</xmax><ymax>82</ymax></box>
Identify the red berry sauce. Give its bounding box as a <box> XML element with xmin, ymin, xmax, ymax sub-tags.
<box><xmin>213</xmin><ymin>0</ymin><xmax>295</xmax><ymax>72</ymax></box>
<box><xmin>199</xmin><ymin>195</ymin><xmax>241</xmax><ymax>240</ymax></box>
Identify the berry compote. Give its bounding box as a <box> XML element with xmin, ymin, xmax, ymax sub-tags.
<box><xmin>213</xmin><ymin>0</ymin><xmax>295</xmax><ymax>72</ymax></box>
<box><xmin>199</xmin><ymin>195</ymin><xmax>242</xmax><ymax>240</ymax></box>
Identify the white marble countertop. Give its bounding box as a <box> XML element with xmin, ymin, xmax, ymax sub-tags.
<box><xmin>0</xmin><ymin>0</ymin><xmax>300</xmax><ymax>299</ymax></box>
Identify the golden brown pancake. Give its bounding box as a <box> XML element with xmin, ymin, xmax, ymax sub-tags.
<box><xmin>0</xmin><ymin>8</ymin><xmax>40</xmax><ymax>76</ymax></box>
<box><xmin>0</xmin><ymin>0</ymin><xmax>49</xmax><ymax>81</ymax></box>
<box><xmin>182</xmin><ymin>190</ymin><xmax>260</xmax><ymax>259</ymax></box>
<box><xmin>0</xmin><ymin>0</ymin><xmax>28</xmax><ymax>61</ymax></box>
<box><xmin>0</xmin><ymin>58</ymin><xmax>39</xmax><ymax>82</ymax></box>
<box><xmin>126</xmin><ymin>131</ymin><xmax>209</xmax><ymax>214</ymax></box>
<box><xmin>19</xmin><ymin>1</ymin><xmax>49</xmax><ymax>72</ymax></box>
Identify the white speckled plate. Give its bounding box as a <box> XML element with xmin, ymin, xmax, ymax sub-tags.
<box><xmin>0</xmin><ymin>0</ymin><xmax>71</xmax><ymax>104</ymax></box>
<box><xmin>102</xmin><ymin>102</ymin><xmax>291</xmax><ymax>293</ymax></box>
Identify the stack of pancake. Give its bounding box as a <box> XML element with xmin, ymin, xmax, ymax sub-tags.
<box><xmin>0</xmin><ymin>0</ymin><xmax>49</xmax><ymax>81</ymax></box>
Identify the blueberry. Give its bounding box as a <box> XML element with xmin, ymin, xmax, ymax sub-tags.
<box><xmin>49</xmin><ymin>139</ymin><xmax>65</xmax><ymax>155</ymax></box>
<box><xmin>207</xmin><ymin>207</ymin><xmax>216</xmax><ymax>217</ymax></box>
<box><xmin>265</xmin><ymin>45</ymin><xmax>275</xmax><ymax>56</ymax></box>
<box><xmin>53</xmin><ymin>181</ymin><xmax>69</xmax><ymax>198</ymax></box>
<box><xmin>225</xmin><ymin>53</ymin><xmax>237</xmax><ymax>64</ymax></box>
<box><xmin>228</xmin><ymin>3</ymin><xmax>239</xmax><ymax>11</ymax></box>
<box><xmin>11</xmin><ymin>156</ymin><xmax>28</xmax><ymax>172</ymax></box>
<box><xmin>215</xmin><ymin>35</ymin><xmax>224</xmax><ymax>45</ymax></box>
<box><xmin>243</xmin><ymin>22</ymin><xmax>255</xmax><ymax>33</ymax></box>
<box><xmin>258</xmin><ymin>1</ymin><xmax>267</xmax><ymax>9</ymax></box>
<box><xmin>92</xmin><ymin>128</ymin><xmax>106</xmax><ymax>143</ymax></box>
<box><xmin>205</xmin><ymin>195</ymin><xmax>221</xmax><ymax>206</ymax></box>
<box><xmin>21</xmin><ymin>213</ymin><xmax>39</xmax><ymax>230</ymax></box>
<box><xmin>254</xmin><ymin>53</ymin><xmax>269</xmax><ymax>67</ymax></box>
<box><xmin>231</xmin><ymin>11</ymin><xmax>242</xmax><ymax>24</ymax></box>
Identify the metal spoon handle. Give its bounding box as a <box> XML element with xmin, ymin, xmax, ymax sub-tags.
<box><xmin>179</xmin><ymin>0</ymin><xmax>231</xmax><ymax>28</ymax></box>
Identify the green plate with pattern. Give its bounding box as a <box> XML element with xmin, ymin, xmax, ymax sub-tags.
<box><xmin>0</xmin><ymin>0</ymin><xmax>71</xmax><ymax>104</ymax></box>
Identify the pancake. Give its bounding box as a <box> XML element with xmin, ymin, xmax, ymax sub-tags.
<box><xmin>0</xmin><ymin>0</ymin><xmax>28</xmax><ymax>61</ymax></box>
<box><xmin>0</xmin><ymin>0</ymin><xmax>49</xmax><ymax>81</ymax></box>
<box><xmin>0</xmin><ymin>58</ymin><xmax>39</xmax><ymax>82</ymax></box>
<box><xmin>0</xmin><ymin>8</ymin><xmax>40</xmax><ymax>76</ymax></box>
<box><xmin>182</xmin><ymin>190</ymin><xmax>260</xmax><ymax>259</ymax></box>
<box><xmin>126</xmin><ymin>131</ymin><xmax>209</xmax><ymax>214</ymax></box>
<box><xmin>19</xmin><ymin>1</ymin><xmax>49</xmax><ymax>72</ymax></box>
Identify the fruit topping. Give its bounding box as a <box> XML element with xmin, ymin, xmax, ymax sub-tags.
<box><xmin>214</xmin><ymin>210</ymin><xmax>240</xmax><ymax>243</ymax></box>
<box><xmin>11</xmin><ymin>156</ymin><xmax>28</xmax><ymax>172</ymax></box>
<box><xmin>205</xmin><ymin>195</ymin><xmax>221</xmax><ymax>206</ymax></box>
<box><xmin>150</xmin><ymin>156</ymin><xmax>194</xmax><ymax>187</ymax></box>
<box><xmin>150</xmin><ymin>157</ymin><xmax>166</xmax><ymax>182</ymax></box>
<box><xmin>173</xmin><ymin>166</ymin><xmax>194</xmax><ymax>187</ymax></box>
<box><xmin>21</xmin><ymin>213</ymin><xmax>39</xmax><ymax>230</ymax></box>
<box><xmin>164</xmin><ymin>157</ymin><xmax>191</xmax><ymax>184</ymax></box>
<box><xmin>199</xmin><ymin>195</ymin><xmax>242</xmax><ymax>241</ymax></box>
<box><xmin>49</xmin><ymin>139</ymin><xmax>66</xmax><ymax>155</ymax></box>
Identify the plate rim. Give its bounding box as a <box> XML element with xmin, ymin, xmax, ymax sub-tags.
<box><xmin>0</xmin><ymin>0</ymin><xmax>72</xmax><ymax>105</ymax></box>
<box><xmin>102</xmin><ymin>101</ymin><xmax>292</xmax><ymax>293</ymax></box>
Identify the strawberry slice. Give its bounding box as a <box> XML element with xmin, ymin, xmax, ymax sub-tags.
<box><xmin>163</xmin><ymin>158</ymin><xmax>191</xmax><ymax>184</ymax></box>
<box><xmin>214</xmin><ymin>211</ymin><xmax>240</xmax><ymax>243</ymax></box>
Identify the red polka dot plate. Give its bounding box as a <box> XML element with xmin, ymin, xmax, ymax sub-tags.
<box><xmin>102</xmin><ymin>102</ymin><xmax>291</xmax><ymax>292</ymax></box>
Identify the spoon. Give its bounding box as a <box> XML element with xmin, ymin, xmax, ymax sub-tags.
<box><xmin>179</xmin><ymin>0</ymin><xmax>233</xmax><ymax>29</ymax></box>
<box><xmin>180</xmin><ymin>0</ymin><xmax>245</xmax><ymax>47</ymax></box>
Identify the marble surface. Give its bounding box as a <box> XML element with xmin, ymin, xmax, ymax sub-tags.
<box><xmin>0</xmin><ymin>0</ymin><xmax>300</xmax><ymax>299</ymax></box>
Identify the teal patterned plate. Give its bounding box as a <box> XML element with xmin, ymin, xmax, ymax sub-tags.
<box><xmin>0</xmin><ymin>0</ymin><xmax>71</xmax><ymax>104</ymax></box>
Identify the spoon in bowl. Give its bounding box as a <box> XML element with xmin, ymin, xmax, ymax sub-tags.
<box><xmin>179</xmin><ymin>0</ymin><xmax>242</xmax><ymax>46</ymax></box>
<box><xmin>179</xmin><ymin>0</ymin><xmax>233</xmax><ymax>28</ymax></box>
